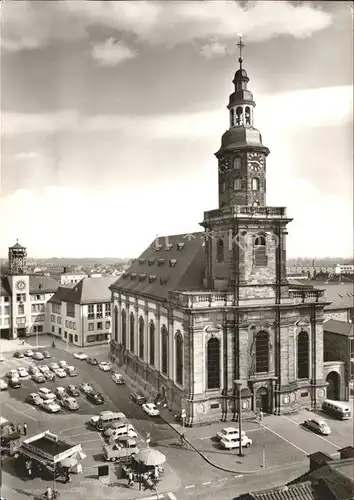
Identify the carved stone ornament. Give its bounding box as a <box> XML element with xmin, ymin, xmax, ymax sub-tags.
<box><xmin>295</xmin><ymin>319</ymin><xmax>310</xmax><ymax>327</ymax></box>
<box><xmin>204</xmin><ymin>325</ymin><xmax>222</xmax><ymax>333</ymax></box>
<box><xmin>219</xmin><ymin>157</ymin><xmax>230</xmax><ymax>173</ymax></box>
<box><xmin>196</xmin><ymin>403</ymin><xmax>205</xmax><ymax>414</ymax></box>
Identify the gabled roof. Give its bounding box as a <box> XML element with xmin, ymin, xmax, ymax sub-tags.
<box><xmin>0</xmin><ymin>277</ymin><xmax>11</xmax><ymax>295</ymax></box>
<box><xmin>110</xmin><ymin>232</ymin><xmax>205</xmax><ymax>300</ymax></box>
<box><xmin>9</xmin><ymin>240</ymin><xmax>26</xmax><ymax>249</ymax></box>
<box><xmin>49</xmin><ymin>277</ymin><xmax>116</xmax><ymax>305</ymax></box>
<box><xmin>306</xmin><ymin>281</ymin><xmax>354</xmax><ymax>311</ymax></box>
<box><xmin>236</xmin><ymin>481</ymin><xmax>322</xmax><ymax>500</ymax></box>
<box><xmin>324</xmin><ymin>320</ymin><xmax>354</xmax><ymax>337</ymax></box>
<box><xmin>29</xmin><ymin>275</ymin><xmax>59</xmax><ymax>294</ymax></box>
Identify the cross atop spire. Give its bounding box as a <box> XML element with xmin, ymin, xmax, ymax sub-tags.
<box><xmin>237</xmin><ymin>35</ymin><xmax>245</xmax><ymax>69</ymax></box>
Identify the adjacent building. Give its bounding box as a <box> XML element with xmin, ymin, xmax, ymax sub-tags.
<box><xmin>47</xmin><ymin>276</ymin><xmax>117</xmax><ymax>347</ymax></box>
<box><xmin>110</xmin><ymin>42</ymin><xmax>335</xmax><ymax>425</ymax></box>
<box><xmin>60</xmin><ymin>271</ymin><xmax>88</xmax><ymax>286</ymax></box>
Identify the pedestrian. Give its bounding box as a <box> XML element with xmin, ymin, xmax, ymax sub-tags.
<box><xmin>65</xmin><ymin>468</ymin><xmax>71</xmax><ymax>483</ymax></box>
<box><xmin>128</xmin><ymin>471</ymin><xmax>134</xmax><ymax>487</ymax></box>
<box><xmin>17</xmin><ymin>423</ymin><xmax>22</xmax><ymax>435</ymax></box>
<box><xmin>23</xmin><ymin>422</ymin><xmax>28</xmax><ymax>436</ymax></box>
<box><xmin>259</xmin><ymin>409</ymin><xmax>264</xmax><ymax>421</ymax></box>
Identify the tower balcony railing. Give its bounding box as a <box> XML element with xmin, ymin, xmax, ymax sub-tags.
<box><xmin>203</xmin><ymin>205</ymin><xmax>287</xmax><ymax>221</ymax></box>
<box><xmin>169</xmin><ymin>287</ymin><xmax>325</xmax><ymax>309</ymax></box>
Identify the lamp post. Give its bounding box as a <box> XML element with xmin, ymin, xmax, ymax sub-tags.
<box><xmin>234</xmin><ymin>379</ymin><xmax>243</xmax><ymax>457</ymax></box>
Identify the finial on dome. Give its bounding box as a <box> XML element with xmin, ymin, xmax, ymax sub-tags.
<box><xmin>237</xmin><ymin>34</ymin><xmax>245</xmax><ymax>69</ymax></box>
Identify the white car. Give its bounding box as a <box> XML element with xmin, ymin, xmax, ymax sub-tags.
<box><xmin>73</xmin><ymin>352</ymin><xmax>87</xmax><ymax>360</ymax></box>
<box><xmin>33</xmin><ymin>351</ymin><xmax>44</xmax><ymax>360</ymax></box>
<box><xmin>59</xmin><ymin>360</ymin><xmax>67</xmax><ymax>368</ymax></box>
<box><xmin>216</xmin><ymin>427</ymin><xmax>245</xmax><ymax>441</ymax></box>
<box><xmin>62</xmin><ymin>397</ymin><xmax>79</xmax><ymax>411</ymax></box>
<box><xmin>49</xmin><ymin>362</ymin><xmax>60</xmax><ymax>371</ymax></box>
<box><xmin>80</xmin><ymin>382</ymin><xmax>93</xmax><ymax>394</ymax></box>
<box><xmin>106</xmin><ymin>424</ymin><xmax>138</xmax><ymax>440</ymax></box>
<box><xmin>0</xmin><ymin>379</ymin><xmax>8</xmax><ymax>390</ymax></box>
<box><xmin>220</xmin><ymin>435</ymin><xmax>252</xmax><ymax>450</ymax></box>
<box><xmin>99</xmin><ymin>362</ymin><xmax>112</xmax><ymax>372</ymax></box>
<box><xmin>38</xmin><ymin>387</ymin><xmax>56</xmax><ymax>400</ymax></box>
<box><xmin>142</xmin><ymin>403</ymin><xmax>160</xmax><ymax>416</ymax></box>
<box><xmin>17</xmin><ymin>367</ymin><xmax>29</xmax><ymax>378</ymax></box>
<box><xmin>40</xmin><ymin>400</ymin><xmax>61</xmax><ymax>413</ymax></box>
<box><xmin>54</xmin><ymin>386</ymin><xmax>67</xmax><ymax>397</ymax></box>
<box><xmin>6</xmin><ymin>369</ymin><xmax>19</xmax><ymax>379</ymax></box>
<box><xmin>39</xmin><ymin>365</ymin><xmax>50</xmax><ymax>373</ymax></box>
<box><xmin>90</xmin><ymin>411</ymin><xmax>113</xmax><ymax>426</ymax></box>
<box><xmin>303</xmin><ymin>418</ymin><xmax>331</xmax><ymax>435</ymax></box>
<box><xmin>54</xmin><ymin>368</ymin><xmax>67</xmax><ymax>378</ymax></box>
<box><xmin>112</xmin><ymin>373</ymin><xmax>125</xmax><ymax>385</ymax></box>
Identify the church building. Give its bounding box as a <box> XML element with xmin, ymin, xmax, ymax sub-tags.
<box><xmin>110</xmin><ymin>41</ymin><xmax>331</xmax><ymax>425</ymax></box>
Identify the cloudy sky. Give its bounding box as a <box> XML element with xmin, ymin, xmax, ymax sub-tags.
<box><xmin>1</xmin><ymin>1</ymin><xmax>353</xmax><ymax>259</ymax></box>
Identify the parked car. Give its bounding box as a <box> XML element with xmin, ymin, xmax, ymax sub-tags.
<box><xmin>80</xmin><ymin>382</ymin><xmax>93</xmax><ymax>394</ymax></box>
<box><xmin>103</xmin><ymin>437</ymin><xmax>139</xmax><ymax>462</ymax></box>
<box><xmin>89</xmin><ymin>411</ymin><xmax>115</xmax><ymax>427</ymax></box>
<box><xmin>32</xmin><ymin>351</ymin><xmax>44</xmax><ymax>361</ymax></box>
<box><xmin>54</xmin><ymin>368</ymin><xmax>66</xmax><ymax>378</ymax></box>
<box><xmin>38</xmin><ymin>387</ymin><xmax>56</xmax><ymax>400</ymax></box>
<box><xmin>39</xmin><ymin>365</ymin><xmax>50</xmax><ymax>373</ymax></box>
<box><xmin>303</xmin><ymin>418</ymin><xmax>331</xmax><ymax>435</ymax></box>
<box><xmin>66</xmin><ymin>385</ymin><xmax>80</xmax><ymax>397</ymax></box>
<box><xmin>130</xmin><ymin>392</ymin><xmax>147</xmax><ymax>405</ymax></box>
<box><xmin>17</xmin><ymin>367</ymin><xmax>29</xmax><ymax>378</ymax></box>
<box><xmin>103</xmin><ymin>421</ymin><xmax>130</xmax><ymax>436</ymax></box>
<box><xmin>65</xmin><ymin>366</ymin><xmax>78</xmax><ymax>377</ymax></box>
<box><xmin>87</xmin><ymin>357</ymin><xmax>98</xmax><ymax>365</ymax></box>
<box><xmin>220</xmin><ymin>435</ymin><xmax>252</xmax><ymax>450</ymax></box>
<box><xmin>104</xmin><ymin>423</ymin><xmax>136</xmax><ymax>438</ymax></box>
<box><xmin>32</xmin><ymin>372</ymin><xmax>46</xmax><ymax>383</ymax></box>
<box><xmin>58</xmin><ymin>360</ymin><xmax>67</xmax><ymax>368</ymax></box>
<box><xmin>43</xmin><ymin>371</ymin><xmax>55</xmax><ymax>381</ymax></box>
<box><xmin>42</xmin><ymin>351</ymin><xmax>51</xmax><ymax>359</ymax></box>
<box><xmin>6</xmin><ymin>369</ymin><xmax>19</xmax><ymax>379</ymax></box>
<box><xmin>49</xmin><ymin>362</ymin><xmax>60</xmax><ymax>371</ymax></box>
<box><xmin>107</xmin><ymin>424</ymin><xmax>138</xmax><ymax>441</ymax></box>
<box><xmin>29</xmin><ymin>365</ymin><xmax>40</xmax><ymax>375</ymax></box>
<box><xmin>99</xmin><ymin>362</ymin><xmax>112</xmax><ymax>372</ymax></box>
<box><xmin>62</xmin><ymin>397</ymin><xmax>79</xmax><ymax>411</ymax></box>
<box><xmin>54</xmin><ymin>387</ymin><xmax>67</xmax><ymax>398</ymax></box>
<box><xmin>24</xmin><ymin>349</ymin><xmax>34</xmax><ymax>357</ymax></box>
<box><xmin>14</xmin><ymin>351</ymin><xmax>24</xmax><ymax>358</ymax></box>
<box><xmin>112</xmin><ymin>373</ymin><xmax>125</xmax><ymax>385</ymax></box>
<box><xmin>142</xmin><ymin>403</ymin><xmax>159</xmax><ymax>416</ymax></box>
<box><xmin>40</xmin><ymin>400</ymin><xmax>61</xmax><ymax>413</ymax></box>
<box><xmin>0</xmin><ymin>379</ymin><xmax>8</xmax><ymax>391</ymax></box>
<box><xmin>216</xmin><ymin>427</ymin><xmax>245</xmax><ymax>441</ymax></box>
<box><xmin>9</xmin><ymin>378</ymin><xmax>22</xmax><ymax>388</ymax></box>
<box><xmin>26</xmin><ymin>393</ymin><xmax>44</xmax><ymax>406</ymax></box>
<box><xmin>73</xmin><ymin>352</ymin><xmax>87</xmax><ymax>360</ymax></box>
<box><xmin>87</xmin><ymin>392</ymin><xmax>104</xmax><ymax>405</ymax></box>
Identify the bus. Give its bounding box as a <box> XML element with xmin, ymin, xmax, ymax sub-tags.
<box><xmin>321</xmin><ymin>399</ymin><xmax>352</xmax><ymax>420</ymax></box>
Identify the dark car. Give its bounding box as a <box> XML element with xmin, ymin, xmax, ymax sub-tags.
<box><xmin>42</xmin><ymin>351</ymin><xmax>51</xmax><ymax>359</ymax></box>
<box><xmin>9</xmin><ymin>378</ymin><xmax>22</xmax><ymax>388</ymax></box>
<box><xmin>43</xmin><ymin>371</ymin><xmax>55</xmax><ymax>381</ymax></box>
<box><xmin>130</xmin><ymin>392</ymin><xmax>147</xmax><ymax>405</ymax></box>
<box><xmin>32</xmin><ymin>373</ymin><xmax>46</xmax><ymax>383</ymax></box>
<box><xmin>13</xmin><ymin>351</ymin><xmax>24</xmax><ymax>359</ymax></box>
<box><xmin>66</xmin><ymin>385</ymin><xmax>80</xmax><ymax>397</ymax></box>
<box><xmin>87</xmin><ymin>357</ymin><xmax>98</xmax><ymax>365</ymax></box>
<box><xmin>87</xmin><ymin>392</ymin><xmax>104</xmax><ymax>405</ymax></box>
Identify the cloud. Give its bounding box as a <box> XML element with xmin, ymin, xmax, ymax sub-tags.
<box><xmin>1</xmin><ymin>1</ymin><xmax>332</xmax><ymax>53</ymax></box>
<box><xmin>200</xmin><ymin>41</ymin><xmax>230</xmax><ymax>59</ymax></box>
<box><xmin>14</xmin><ymin>151</ymin><xmax>39</xmax><ymax>160</ymax></box>
<box><xmin>2</xmin><ymin>85</ymin><xmax>352</xmax><ymax>138</ymax></box>
<box><xmin>90</xmin><ymin>38</ymin><xmax>137</xmax><ymax>66</ymax></box>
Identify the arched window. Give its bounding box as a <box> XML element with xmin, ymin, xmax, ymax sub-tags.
<box><xmin>297</xmin><ymin>331</ymin><xmax>309</xmax><ymax>379</ymax></box>
<box><xmin>233</xmin><ymin>157</ymin><xmax>241</xmax><ymax>170</ymax></box>
<box><xmin>220</xmin><ymin>181</ymin><xmax>226</xmax><ymax>193</ymax></box>
<box><xmin>230</xmin><ymin>109</ymin><xmax>234</xmax><ymax>127</ymax></box>
<box><xmin>255</xmin><ymin>330</ymin><xmax>269</xmax><ymax>373</ymax></box>
<box><xmin>149</xmin><ymin>321</ymin><xmax>155</xmax><ymax>367</ymax></box>
<box><xmin>254</xmin><ymin>235</ymin><xmax>268</xmax><ymax>267</ymax></box>
<box><xmin>245</xmin><ymin>106</ymin><xmax>251</xmax><ymax>125</ymax></box>
<box><xmin>175</xmin><ymin>332</ymin><xmax>183</xmax><ymax>385</ymax></box>
<box><xmin>252</xmin><ymin>177</ymin><xmax>260</xmax><ymax>191</ymax></box>
<box><xmin>216</xmin><ymin>238</ymin><xmax>224</xmax><ymax>263</ymax></box>
<box><xmin>121</xmin><ymin>309</ymin><xmax>126</xmax><ymax>347</ymax></box>
<box><xmin>236</xmin><ymin>106</ymin><xmax>243</xmax><ymax>125</ymax></box>
<box><xmin>161</xmin><ymin>325</ymin><xmax>168</xmax><ymax>375</ymax></box>
<box><xmin>207</xmin><ymin>337</ymin><xmax>220</xmax><ymax>389</ymax></box>
<box><xmin>114</xmin><ymin>306</ymin><xmax>118</xmax><ymax>342</ymax></box>
<box><xmin>234</xmin><ymin>178</ymin><xmax>242</xmax><ymax>191</ymax></box>
<box><xmin>129</xmin><ymin>312</ymin><xmax>135</xmax><ymax>353</ymax></box>
<box><xmin>138</xmin><ymin>316</ymin><xmax>144</xmax><ymax>360</ymax></box>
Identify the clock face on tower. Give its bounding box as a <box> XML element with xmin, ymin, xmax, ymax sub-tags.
<box><xmin>248</xmin><ymin>152</ymin><xmax>264</xmax><ymax>172</ymax></box>
<box><xmin>16</xmin><ymin>280</ymin><xmax>26</xmax><ymax>291</ymax></box>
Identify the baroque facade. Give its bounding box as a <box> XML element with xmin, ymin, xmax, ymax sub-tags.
<box><xmin>110</xmin><ymin>44</ymin><xmax>331</xmax><ymax>425</ymax></box>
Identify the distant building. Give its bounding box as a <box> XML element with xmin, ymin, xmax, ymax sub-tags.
<box><xmin>60</xmin><ymin>271</ymin><xmax>88</xmax><ymax>286</ymax></box>
<box><xmin>0</xmin><ymin>241</ymin><xmax>59</xmax><ymax>340</ymax></box>
<box><xmin>47</xmin><ymin>276</ymin><xmax>117</xmax><ymax>347</ymax></box>
<box><xmin>334</xmin><ymin>264</ymin><xmax>354</xmax><ymax>275</ymax></box>
<box><xmin>89</xmin><ymin>272</ymin><xmax>102</xmax><ymax>278</ymax></box>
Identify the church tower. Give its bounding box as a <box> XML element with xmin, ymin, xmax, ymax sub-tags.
<box><xmin>8</xmin><ymin>240</ymin><xmax>27</xmax><ymax>275</ymax></box>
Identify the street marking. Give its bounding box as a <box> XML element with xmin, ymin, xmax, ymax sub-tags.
<box><xmin>281</xmin><ymin>415</ymin><xmax>341</xmax><ymax>449</ymax></box>
<box><xmin>4</xmin><ymin>402</ymin><xmax>37</xmax><ymax>422</ymax></box>
<box><xmin>185</xmin><ymin>485</ymin><xmax>195</xmax><ymax>489</ymax></box>
<box><xmin>202</xmin><ymin>481</ymin><xmax>211</xmax><ymax>485</ymax></box>
<box><xmin>167</xmin><ymin>493</ymin><xmax>177</xmax><ymax>500</ymax></box>
<box><xmin>217</xmin><ymin>477</ymin><xmax>228</xmax><ymax>482</ymax></box>
<box><xmin>234</xmin><ymin>474</ymin><xmax>243</xmax><ymax>479</ymax></box>
<box><xmin>260</xmin><ymin>422</ymin><xmax>308</xmax><ymax>455</ymax></box>
<box><xmin>78</xmin><ymin>438</ymin><xmax>103</xmax><ymax>444</ymax></box>
<box><xmin>63</xmin><ymin>431</ymin><xmax>93</xmax><ymax>438</ymax></box>
<box><xmin>61</xmin><ymin>425</ymin><xmax>86</xmax><ymax>433</ymax></box>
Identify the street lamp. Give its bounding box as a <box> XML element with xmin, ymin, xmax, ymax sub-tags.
<box><xmin>234</xmin><ymin>379</ymin><xmax>243</xmax><ymax>457</ymax></box>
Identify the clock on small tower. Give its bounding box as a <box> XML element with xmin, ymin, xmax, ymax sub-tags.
<box><xmin>248</xmin><ymin>152</ymin><xmax>264</xmax><ymax>173</ymax></box>
<box><xmin>16</xmin><ymin>280</ymin><xmax>26</xmax><ymax>291</ymax></box>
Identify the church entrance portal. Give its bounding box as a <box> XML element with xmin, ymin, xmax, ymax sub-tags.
<box><xmin>256</xmin><ymin>387</ymin><xmax>269</xmax><ymax>413</ymax></box>
<box><xmin>326</xmin><ymin>371</ymin><xmax>340</xmax><ymax>400</ymax></box>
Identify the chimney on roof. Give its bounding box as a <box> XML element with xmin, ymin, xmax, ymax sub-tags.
<box><xmin>308</xmin><ymin>452</ymin><xmax>333</xmax><ymax>471</ymax></box>
<box><xmin>339</xmin><ymin>446</ymin><xmax>354</xmax><ymax>459</ymax></box>
<box><xmin>63</xmin><ymin>266</ymin><xmax>67</xmax><ymax>273</ymax></box>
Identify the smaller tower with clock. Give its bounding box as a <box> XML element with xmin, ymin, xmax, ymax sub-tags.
<box><xmin>7</xmin><ymin>241</ymin><xmax>30</xmax><ymax>340</ymax></box>
<box><xmin>216</xmin><ymin>37</ymin><xmax>269</xmax><ymax>208</ymax></box>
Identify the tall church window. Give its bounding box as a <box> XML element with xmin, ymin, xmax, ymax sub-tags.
<box><xmin>235</xmin><ymin>106</ymin><xmax>243</xmax><ymax>125</ymax></box>
<box><xmin>114</xmin><ymin>306</ymin><xmax>118</xmax><ymax>342</ymax></box>
<box><xmin>297</xmin><ymin>331</ymin><xmax>309</xmax><ymax>379</ymax></box>
<box><xmin>234</xmin><ymin>157</ymin><xmax>241</xmax><ymax>170</ymax></box>
<box><xmin>175</xmin><ymin>332</ymin><xmax>183</xmax><ymax>385</ymax></box>
<box><xmin>161</xmin><ymin>325</ymin><xmax>168</xmax><ymax>375</ymax></box>
<box><xmin>138</xmin><ymin>316</ymin><xmax>144</xmax><ymax>360</ymax></box>
<box><xmin>245</xmin><ymin>106</ymin><xmax>251</xmax><ymax>125</ymax></box>
<box><xmin>207</xmin><ymin>337</ymin><xmax>220</xmax><ymax>389</ymax></box>
<box><xmin>252</xmin><ymin>177</ymin><xmax>260</xmax><ymax>191</ymax></box>
<box><xmin>234</xmin><ymin>178</ymin><xmax>242</xmax><ymax>191</ymax></box>
<box><xmin>254</xmin><ymin>235</ymin><xmax>268</xmax><ymax>267</ymax></box>
<box><xmin>121</xmin><ymin>309</ymin><xmax>126</xmax><ymax>347</ymax></box>
<box><xmin>230</xmin><ymin>109</ymin><xmax>235</xmax><ymax>127</ymax></box>
<box><xmin>149</xmin><ymin>321</ymin><xmax>155</xmax><ymax>366</ymax></box>
<box><xmin>216</xmin><ymin>238</ymin><xmax>224</xmax><ymax>263</ymax></box>
<box><xmin>221</xmin><ymin>181</ymin><xmax>226</xmax><ymax>193</ymax></box>
<box><xmin>129</xmin><ymin>312</ymin><xmax>135</xmax><ymax>353</ymax></box>
<box><xmin>255</xmin><ymin>330</ymin><xmax>269</xmax><ymax>373</ymax></box>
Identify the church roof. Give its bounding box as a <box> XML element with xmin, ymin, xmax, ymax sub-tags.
<box><xmin>217</xmin><ymin>127</ymin><xmax>268</xmax><ymax>153</ymax></box>
<box><xmin>110</xmin><ymin>232</ymin><xmax>205</xmax><ymax>300</ymax></box>
<box><xmin>307</xmin><ymin>282</ymin><xmax>354</xmax><ymax>311</ymax></box>
<box><xmin>324</xmin><ymin>320</ymin><xmax>353</xmax><ymax>337</ymax></box>
<box><xmin>49</xmin><ymin>277</ymin><xmax>116</xmax><ymax>305</ymax></box>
